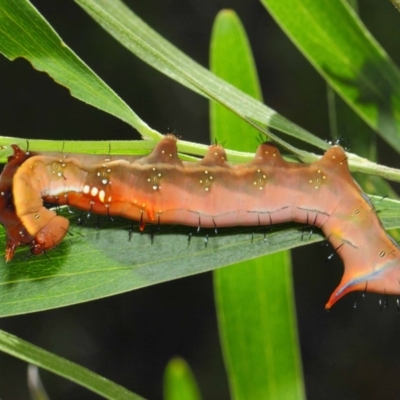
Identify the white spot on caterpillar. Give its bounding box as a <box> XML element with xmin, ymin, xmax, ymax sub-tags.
<box><xmin>102</xmin><ymin>178</ymin><xmax>108</xmax><ymax>185</ymax></box>
<box><xmin>99</xmin><ymin>190</ymin><xmax>105</xmax><ymax>203</ymax></box>
<box><xmin>57</xmin><ymin>172</ymin><xmax>63</xmax><ymax>177</ymax></box>
<box><xmin>97</xmin><ymin>172</ymin><xmax>101</xmax><ymax>177</ymax></box>
<box><xmin>0</xmin><ymin>192</ymin><xmax>4</xmax><ymax>196</ymax></box>
<box><xmin>108</xmin><ymin>196</ymin><xmax>112</xmax><ymax>202</ymax></box>
<box><xmin>205</xmin><ymin>187</ymin><xmax>210</xmax><ymax>192</ymax></box>
<box><xmin>83</xmin><ymin>185</ymin><xmax>90</xmax><ymax>194</ymax></box>
<box><xmin>153</xmin><ymin>185</ymin><xmax>158</xmax><ymax>191</ymax></box>
<box><xmin>91</xmin><ymin>187</ymin><xmax>99</xmax><ymax>197</ymax></box>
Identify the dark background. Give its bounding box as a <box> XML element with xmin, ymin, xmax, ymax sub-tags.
<box><xmin>1</xmin><ymin>0</ymin><xmax>400</xmax><ymax>399</ymax></box>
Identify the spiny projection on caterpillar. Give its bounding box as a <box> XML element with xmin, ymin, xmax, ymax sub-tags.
<box><xmin>0</xmin><ymin>134</ymin><xmax>399</xmax><ymax>309</ymax></box>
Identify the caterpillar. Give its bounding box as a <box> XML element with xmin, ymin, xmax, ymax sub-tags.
<box><xmin>0</xmin><ymin>134</ymin><xmax>399</xmax><ymax>308</ymax></box>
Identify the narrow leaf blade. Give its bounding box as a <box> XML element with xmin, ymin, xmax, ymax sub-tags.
<box><xmin>262</xmin><ymin>0</ymin><xmax>400</xmax><ymax>154</ymax></box>
<box><xmin>0</xmin><ymin>329</ymin><xmax>143</xmax><ymax>400</ymax></box>
<box><xmin>0</xmin><ymin>0</ymin><xmax>159</xmax><ymax>140</ymax></box>
<box><xmin>163</xmin><ymin>357</ymin><xmax>202</xmax><ymax>400</ymax></box>
<box><xmin>210</xmin><ymin>11</ymin><xmax>305</xmax><ymax>399</ymax></box>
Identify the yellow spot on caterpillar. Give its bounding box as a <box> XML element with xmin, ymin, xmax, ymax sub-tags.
<box><xmin>83</xmin><ymin>185</ymin><xmax>90</xmax><ymax>194</ymax></box>
<box><xmin>99</xmin><ymin>190</ymin><xmax>105</xmax><ymax>203</ymax></box>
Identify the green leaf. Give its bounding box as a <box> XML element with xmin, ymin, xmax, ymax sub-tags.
<box><xmin>74</xmin><ymin>0</ymin><xmax>327</xmax><ymax>154</ymax></box>
<box><xmin>0</xmin><ymin>0</ymin><xmax>160</xmax><ymax>141</ymax></box>
<box><xmin>0</xmin><ymin>329</ymin><xmax>143</xmax><ymax>400</ymax></box>
<box><xmin>210</xmin><ymin>11</ymin><xmax>305</xmax><ymax>399</ymax></box>
<box><xmin>163</xmin><ymin>357</ymin><xmax>202</xmax><ymax>400</ymax></box>
<box><xmin>0</xmin><ymin>210</ymin><xmax>326</xmax><ymax>317</ymax></box>
<box><xmin>261</xmin><ymin>0</ymin><xmax>400</xmax><ymax>154</ymax></box>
